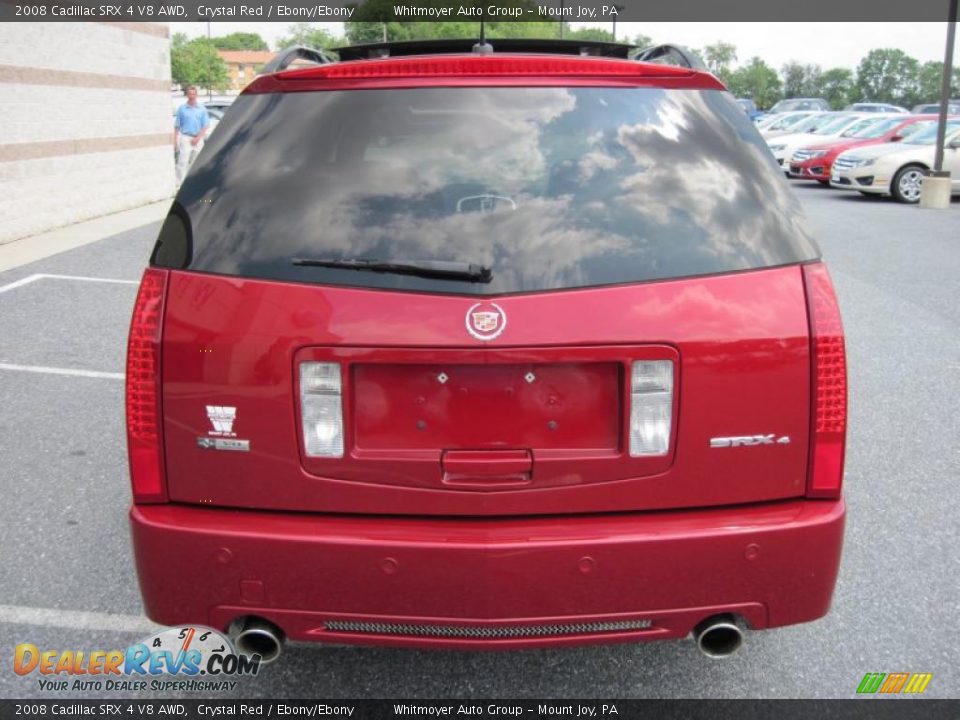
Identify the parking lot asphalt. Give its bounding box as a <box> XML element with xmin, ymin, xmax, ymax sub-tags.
<box><xmin>0</xmin><ymin>187</ymin><xmax>957</xmax><ymax>700</ymax></box>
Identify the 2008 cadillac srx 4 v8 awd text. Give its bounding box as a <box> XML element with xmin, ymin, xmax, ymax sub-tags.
<box><xmin>127</xmin><ymin>40</ymin><xmax>847</xmax><ymax>661</ymax></box>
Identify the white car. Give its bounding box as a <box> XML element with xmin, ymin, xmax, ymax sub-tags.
<box><xmin>766</xmin><ymin>114</ymin><xmax>887</xmax><ymax>172</ymax></box>
<box><xmin>759</xmin><ymin>111</ymin><xmax>827</xmax><ymax>138</ymax></box>
<box><xmin>830</xmin><ymin>119</ymin><xmax>960</xmax><ymax>202</ymax></box>
<box><xmin>844</xmin><ymin>102</ymin><xmax>908</xmax><ymax>114</ymax></box>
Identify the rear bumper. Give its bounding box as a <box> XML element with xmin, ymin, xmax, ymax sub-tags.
<box><xmin>130</xmin><ymin>499</ymin><xmax>845</xmax><ymax>649</ymax></box>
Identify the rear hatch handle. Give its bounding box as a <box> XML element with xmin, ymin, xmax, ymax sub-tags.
<box><xmin>441</xmin><ymin>449</ymin><xmax>533</xmax><ymax>488</ymax></box>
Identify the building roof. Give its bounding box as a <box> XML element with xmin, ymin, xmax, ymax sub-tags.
<box><xmin>217</xmin><ymin>50</ymin><xmax>274</xmax><ymax>65</ymax></box>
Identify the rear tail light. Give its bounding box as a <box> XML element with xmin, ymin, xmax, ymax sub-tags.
<box><xmin>300</xmin><ymin>362</ymin><xmax>344</xmax><ymax>457</ymax></box>
<box><xmin>804</xmin><ymin>263</ymin><xmax>847</xmax><ymax>498</ymax></box>
<box><xmin>125</xmin><ymin>268</ymin><xmax>168</xmax><ymax>503</ymax></box>
<box><xmin>629</xmin><ymin>360</ymin><xmax>674</xmax><ymax>456</ymax></box>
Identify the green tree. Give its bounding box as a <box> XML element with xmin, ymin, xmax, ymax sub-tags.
<box><xmin>170</xmin><ymin>35</ymin><xmax>229</xmax><ymax>92</ymax></box>
<box><xmin>727</xmin><ymin>56</ymin><xmax>783</xmax><ymax>109</ymax></box>
<box><xmin>629</xmin><ymin>33</ymin><xmax>653</xmax><ymax>49</ymax></box>
<box><xmin>702</xmin><ymin>42</ymin><xmax>737</xmax><ymax>83</ymax></box>
<box><xmin>781</xmin><ymin>61</ymin><xmax>823</xmax><ymax>98</ymax></box>
<box><xmin>276</xmin><ymin>22</ymin><xmax>344</xmax><ymax>50</ymax></box>
<box><xmin>917</xmin><ymin>61</ymin><xmax>960</xmax><ymax>105</ymax></box>
<box><xmin>820</xmin><ymin>67</ymin><xmax>855</xmax><ymax>108</ymax></box>
<box><xmin>563</xmin><ymin>25</ymin><xmax>614</xmax><ymax>42</ymax></box>
<box><xmin>212</xmin><ymin>32</ymin><xmax>268</xmax><ymax>51</ymax></box>
<box><xmin>855</xmin><ymin>48</ymin><xmax>920</xmax><ymax>106</ymax></box>
<box><xmin>780</xmin><ymin>61</ymin><xmax>804</xmax><ymax>97</ymax></box>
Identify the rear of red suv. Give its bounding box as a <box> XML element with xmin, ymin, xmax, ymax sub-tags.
<box><xmin>127</xmin><ymin>42</ymin><xmax>846</xmax><ymax>659</ymax></box>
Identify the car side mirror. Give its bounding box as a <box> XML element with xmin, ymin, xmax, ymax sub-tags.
<box><xmin>948</xmin><ymin>138</ymin><xmax>960</xmax><ymax>150</ymax></box>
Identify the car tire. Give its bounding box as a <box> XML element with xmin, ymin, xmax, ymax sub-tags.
<box><xmin>891</xmin><ymin>164</ymin><xmax>927</xmax><ymax>204</ymax></box>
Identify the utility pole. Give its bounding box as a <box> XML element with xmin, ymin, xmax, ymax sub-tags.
<box><xmin>922</xmin><ymin>0</ymin><xmax>958</xmax><ymax>208</ymax></box>
<box><xmin>933</xmin><ymin>3</ymin><xmax>957</xmax><ymax>173</ymax></box>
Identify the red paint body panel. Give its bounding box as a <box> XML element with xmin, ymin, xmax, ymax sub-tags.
<box><xmin>161</xmin><ymin>266</ymin><xmax>811</xmax><ymax>516</ymax></box>
<box><xmin>131</xmin><ymin>498</ymin><xmax>844</xmax><ymax>648</ymax></box>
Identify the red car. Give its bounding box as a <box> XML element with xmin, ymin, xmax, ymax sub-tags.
<box><xmin>127</xmin><ymin>40</ymin><xmax>847</xmax><ymax>661</ymax></box>
<box><xmin>788</xmin><ymin>114</ymin><xmax>938</xmax><ymax>183</ymax></box>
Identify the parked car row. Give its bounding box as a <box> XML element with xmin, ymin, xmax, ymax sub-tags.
<box><xmin>844</xmin><ymin>102</ymin><xmax>908</xmax><ymax>114</ymax></box>
<box><xmin>767</xmin><ymin>112</ymin><xmax>888</xmax><ymax>168</ymax></box>
<box><xmin>762</xmin><ymin>110</ymin><xmax>960</xmax><ymax>203</ymax></box>
<box><xmin>740</xmin><ymin>97</ymin><xmax>955</xmax><ymax>129</ymax></box>
<box><xmin>829</xmin><ymin>119</ymin><xmax>960</xmax><ymax>202</ymax></box>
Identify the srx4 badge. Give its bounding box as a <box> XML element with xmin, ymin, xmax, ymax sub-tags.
<box><xmin>710</xmin><ymin>435</ymin><xmax>791</xmax><ymax>448</ymax></box>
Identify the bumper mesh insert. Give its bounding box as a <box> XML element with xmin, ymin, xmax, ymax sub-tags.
<box><xmin>324</xmin><ymin>618</ymin><xmax>652</xmax><ymax>638</ymax></box>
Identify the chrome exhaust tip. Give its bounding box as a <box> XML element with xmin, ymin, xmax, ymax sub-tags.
<box><xmin>694</xmin><ymin>615</ymin><xmax>744</xmax><ymax>659</ymax></box>
<box><xmin>231</xmin><ymin>616</ymin><xmax>285</xmax><ymax>664</ymax></box>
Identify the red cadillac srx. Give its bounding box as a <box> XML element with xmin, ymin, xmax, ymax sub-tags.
<box><xmin>127</xmin><ymin>40</ymin><xmax>847</xmax><ymax>661</ymax></box>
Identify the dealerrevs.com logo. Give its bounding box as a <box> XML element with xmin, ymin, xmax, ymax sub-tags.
<box><xmin>14</xmin><ymin>626</ymin><xmax>260</xmax><ymax>693</ymax></box>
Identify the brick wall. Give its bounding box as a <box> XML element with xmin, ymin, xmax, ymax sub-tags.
<box><xmin>0</xmin><ymin>22</ymin><xmax>173</xmax><ymax>244</ymax></box>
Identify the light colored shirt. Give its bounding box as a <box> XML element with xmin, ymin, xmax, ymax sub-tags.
<box><xmin>175</xmin><ymin>102</ymin><xmax>209</xmax><ymax>136</ymax></box>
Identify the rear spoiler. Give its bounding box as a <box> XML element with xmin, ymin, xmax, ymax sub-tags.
<box><xmin>262</xmin><ymin>46</ymin><xmax>336</xmax><ymax>74</ymax></box>
<box><xmin>633</xmin><ymin>44</ymin><xmax>707</xmax><ymax>71</ymax></box>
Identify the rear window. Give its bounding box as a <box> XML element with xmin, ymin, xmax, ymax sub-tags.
<box><xmin>156</xmin><ymin>87</ymin><xmax>818</xmax><ymax>295</ymax></box>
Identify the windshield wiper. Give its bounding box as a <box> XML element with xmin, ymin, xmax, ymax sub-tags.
<box><xmin>292</xmin><ymin>258</ymin><xmax>493</xmax><ymax>283</ymax></box>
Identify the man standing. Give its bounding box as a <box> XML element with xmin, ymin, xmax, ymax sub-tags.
<box><xmin>174</xmin><ymin>86</ymin><xmax>209</xmax><ymax>185</ymax></box>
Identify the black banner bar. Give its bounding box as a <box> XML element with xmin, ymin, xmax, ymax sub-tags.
<box><xmin>0</xmin><ymin>0</ymin><xmax>955</xmax><ymax>23</ymax></box>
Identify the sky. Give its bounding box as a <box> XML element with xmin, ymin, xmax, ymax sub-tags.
<box><xmin>177</xmin><ymin>21</ymin><xmax>958</xmax><ymax>70</ymax></box>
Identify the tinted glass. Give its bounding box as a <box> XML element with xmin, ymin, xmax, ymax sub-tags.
<box><xmin>780</xmin><ymin>113</ymin><xmax>815</xmax><ymax>130</ymax></box>
<box><xmin>898</xmin><ymin>122</ymin><xmax>927</xmax><ymax>139</ymax></box>
<box><xmin>813</xmin><ymin>115</ymin><xmax>856</xmax><ymax>135</ymax></box>
<box><xmin>791</xmin><ymin>114</ymin><xmax>833</xmax><ymax>133</ymax></box>
<box><xmin>903</xmin><ymin>119</ymin><xmax>960</xmax><ymax>144</ymax></box>
<box><xmin>848</xmin><ymin>117</ymin><xmax>902</xmax><ymax>138</ymax></box>
<box><xmin>159</xmin><ymin>88</ymin><xmax>818</xmax><ymax>295</ymax></box>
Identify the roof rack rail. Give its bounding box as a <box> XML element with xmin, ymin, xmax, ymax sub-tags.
<box><xmin>334</xmin><ymin>38</ymin><xmax>636</xmax><ymax>61</ymax></box>
<box><xmin>633</xmin><ymin>44</ymin><xmax>707</xmax><ymax>71</ymax></box>
<box><xmin>262</xmin><ymin>46</ymin><xmax>336</xmax><ymax>74</ymax></box>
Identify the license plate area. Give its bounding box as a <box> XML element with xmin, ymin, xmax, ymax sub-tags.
<box><xmin>294</xmin><ymin>345</ymin><xmax>679</xmax><ymax>490</ymax></box>
<box><xmin>353</xmin><ymin>362</ymin><xmax>619</xmax><ymax>451</ymax></box>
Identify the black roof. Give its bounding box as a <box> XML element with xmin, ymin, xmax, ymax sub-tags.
<box><xmin>333</xmin><ymin>38</ymin><xmax>636</xmax><ymax>61</ymax></box>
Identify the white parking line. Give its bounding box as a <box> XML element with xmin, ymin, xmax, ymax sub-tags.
<box><xmin>0</xmin><ymin>273</ymin><xmax>138</xmax><ymax>294</ymax></box>
<box><xmin>0</xmin><ymin>274</ymin><xmax>44</xmax><ymax>294</ymax></box>
<box><xmin>0</xmin><ymin>604</ymin><xmax>160</xmax><ymax>635</ymax></box>
<box><xmin>0</xmin><ymin>363</ymin><xmax>124</xmax><ymax>380</ymax></box>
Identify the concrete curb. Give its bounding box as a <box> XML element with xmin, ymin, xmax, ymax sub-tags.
<box><xmin>0</xmin><ymin>199</ymin><xmax>171</xmax><ymax>273</ymax></box>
